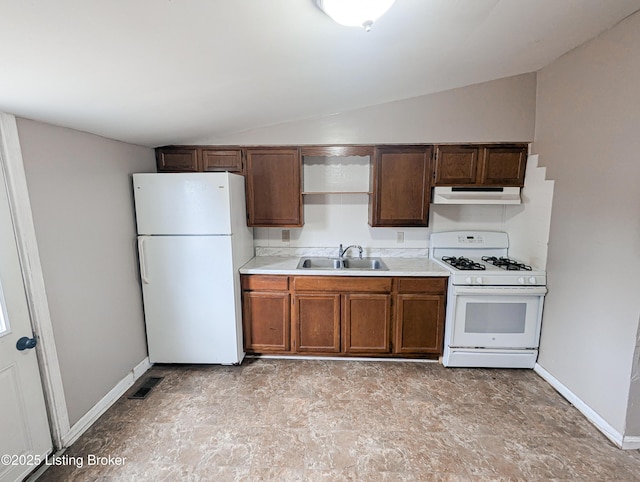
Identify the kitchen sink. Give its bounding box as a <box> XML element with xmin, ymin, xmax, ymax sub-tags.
<box><xmin>297</xmin><ymin>258</ymin><xmax>344</xmax><ymax>269</ymax></box>
<box><xmin>342</xmin><ymin>258</ymin><xmax>388</xmax><ymax>270</ymax></box>
<box><xmin>296</xmin><ymin>257</ymin><xmax>388</xmax><ymax>271</ymax></box>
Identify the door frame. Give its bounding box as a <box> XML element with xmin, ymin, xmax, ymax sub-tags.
<box><xmin>0</xmin><ymin>112</ymin><xmax>69</xmax><ymax>449</ymax></box>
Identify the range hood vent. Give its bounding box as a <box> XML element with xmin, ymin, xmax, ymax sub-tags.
<box><xmin>432</xmin><ymin>186</ymin><xmax>521</xmax><ymax>205</ymax></box>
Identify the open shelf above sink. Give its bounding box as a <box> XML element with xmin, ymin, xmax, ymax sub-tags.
<box><xmin>302</xmin><ymin>155</ymin><xmax>370</xmax><ymax>194</ymax></box>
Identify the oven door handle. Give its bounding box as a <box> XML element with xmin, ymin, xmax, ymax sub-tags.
<box><xmin>453</xmin><ymin>286</ymin><xmax>547</xmax><ymax>296</ymax></box>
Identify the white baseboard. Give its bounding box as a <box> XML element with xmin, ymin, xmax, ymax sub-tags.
<box><xmin>132</xmin><ymin>357</ymin><xmax>152</xmax><ymax>379</ymax></box>
<box><xmin>622</xmin><ymin>436</ymin><xmax>640</xmax><ymax>450</ymax></box>
<box><xmin>534</xmin><ymin>363</ymin><xmax>625</xmax><ymax>448</ymax></box>
<box><xmin>61</xmin><ymin>357</ymin><xmax>152</xmax><ymax>447</ymax></box>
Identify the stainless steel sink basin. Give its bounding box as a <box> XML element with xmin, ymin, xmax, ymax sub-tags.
<box><xmin>342</xmin><ymin>258</ymin><xmax>388</xmax><ymax>270</ymax></box>
<box><xmin>296</xmin><ymin>257</ymin><xmax>388</xmax><ymax>271</ymax></box>
<box><xmin>297</xmin><ymin>258</ymin><xmax>343</xmax><ymax>269</ymax></box>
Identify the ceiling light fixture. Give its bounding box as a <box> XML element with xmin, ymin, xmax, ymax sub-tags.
<box><xmin>316</xmin><ymin>0</ymin><xmax>395</xmax><ymax>32</ymax></box>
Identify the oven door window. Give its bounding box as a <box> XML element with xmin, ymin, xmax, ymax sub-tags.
<box><xmin>452</xmin><ymin>294</ymin><xmax>543</xmax><ymax>349</ymax></box>
<box><xmin>465</xmin><ymin>303</ymin><xmax>527</xmax><ymax>334</ymax></box>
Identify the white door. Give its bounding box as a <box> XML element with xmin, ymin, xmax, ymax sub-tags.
<box><xmin>0</xmin><ymin>170</ymin><xmax>52</xmax><ymax>480</ymax></box>
<box><xmin>138</xmin><ymin>235</ymin><xmax>243</xmax><ymax>364</ymax></box>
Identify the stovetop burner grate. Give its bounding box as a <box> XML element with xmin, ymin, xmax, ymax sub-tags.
<box><xmin>481</xmin><ymin>256</ymin><xmax>532</xmax><ymax>271</ymax></box>
<box><xmin>442</xmin><ymin>256</ymin><xmax>486</xmax><ymax>271</ymax></box>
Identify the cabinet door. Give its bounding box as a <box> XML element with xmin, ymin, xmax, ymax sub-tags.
<box><xmin>394</xmin><ymin>294</ymin><xmax>445</xmax><ymax>354</ymax></box>
<box><xmin>245</xmin><ymin>148</ymin><xmax>302</xmax><ymax>227</ymax></box>
<box><xmin>370</xmin><ymin>146</ymin><xmax>432</xmax><ymax>227</ymax></box>
<box><xmin>480</xmin><ymin>146</ymin><xmax>527</xmax><ymax>186</ymax></box>
<box><xmin>156</xmin><ymin>147</ymin><xmax>199</xmax><ymax>172</ymax></box>
<box><xmin>242</xmin><ymin>291</ymin><xmax>290</xmax><ymax>352</ymax></box>
<box><xmin>343</xmin><ymin>294</ymin><xmax>391</xmax><ymax>354</ymax></box>
<box><xmin>433</xmin><ymin>145</ymin><xmax>480</xmax><ymax>185</ymax></box>
<box><xmin>293</xmin><ymin>294</ymin><xmax>341</xmax><ymax>353</ymax></box>
<box><xmin>201</xmin><ymin>148</ymin><xmax>243</xmax><ymax>173</ymax></box>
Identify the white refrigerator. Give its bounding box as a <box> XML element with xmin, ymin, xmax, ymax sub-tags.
<box><xmin>132</xmin><ymin>173</ymin><xmax>254</xmax><ymax>364</ymax></box>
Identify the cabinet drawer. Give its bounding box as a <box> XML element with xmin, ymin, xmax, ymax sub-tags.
<box><xmin>396</xmin><ymin>277</ymin><xmax>447</xmax><ymax>294</ymax></box>
<box><xmin>241</xmin><ymin>275</ymin><xmax>289</xmax><ymax>291</ymax></box>
<box><xmin>293</xmin><ymin>276</ymin><xmax>392</xmax><ymax>293</ymax></box>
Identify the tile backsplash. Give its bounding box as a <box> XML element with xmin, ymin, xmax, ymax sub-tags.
<box><xmin>255</xmin><ymin>246</ymin><xmax>429</xmax><ymax>258</ymax></box>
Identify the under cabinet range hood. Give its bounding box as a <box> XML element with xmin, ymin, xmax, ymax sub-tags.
<box><xmin>432</xmin><ymin>186</ymin><xmax>521</xmax><ymax>205</ymax></box>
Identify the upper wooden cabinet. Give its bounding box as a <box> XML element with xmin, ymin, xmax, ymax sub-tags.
<box><xmin>156</xmin><ymin>146</ymin><xmax>243</xmax><ymax>173</ymax></box>
<box><xmin>434</xmin><ymin>144</ymin><xmax>528</xmax><ymax>187</ymax></box>
<box><xmin>200</xmin><ymin>148</ymin><xmax>243</xmax><ymax>173</ymax></box>
<box><xmin>244</xmin><ymin>148</ymin><xmax>303</xmax><ymax>227</ymax></box>
<box><xmin>480</xmin><ymin>145</ymin><xmax>527</xmax><ymax>186</ymax></box>
<box><xmin>369</xmin><ymin>146</ymin><xmax>432</xmax><ymax>227</ymax></box>
<box><xmin>433</xmin><ymin>145</ymin><xmax>479</xmax><ymax>185</ymax></box>
<box><xmin>156</xmin><ymin>147</ymin><xmax>199</xmax><ymax>172</ymax></box>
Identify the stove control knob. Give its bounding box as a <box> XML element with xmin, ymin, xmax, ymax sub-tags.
<box><xmin>465</xmin><ymin>277</ymin><xmax>473</xmax><ymax>284</ymax></box>
<box><xmin>518</xmin><ymin>277</ymin><xmax>525</xmax><ymax>285</ymax></box>
<box><xmin>529</xmin><ymin>277</ymin><xmax>537</xmax><ymax>285</ymax></box>
<box><xmin>476</xmin><ymin>277</ymin><xmax>483</xmax><ymax>284</ymax></box>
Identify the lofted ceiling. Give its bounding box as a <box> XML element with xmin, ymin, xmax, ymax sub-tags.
<box><xmin>1</xmin><ymin>0</ymin><xmax>639</xmax><ymax>148</ymax></box>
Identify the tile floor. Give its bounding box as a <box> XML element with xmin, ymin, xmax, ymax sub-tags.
<box><xmin>36</xmin><ymin>359</ymin><xmax>640</xmax><ymax>481</ymax></box>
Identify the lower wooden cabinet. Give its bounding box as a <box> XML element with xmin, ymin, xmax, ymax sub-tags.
<box><xmin>241</xmin><ymin>276</ymin><xmax>290</xmax><ymax>352</ymax></box>
<box><xmin>240</xmin><ymin>274</ymin><xmax>447</xmax><ymax>358</ymax></box>
<box><xmin>393</xmin><ymin>277</ymin><xmax>447</xmax><ymax>355</ymax></box>
<box><xmin>343</xmin><ymin>294</ymin><xmax>391</xmax><ymax>354</ymax></box>
<box><xmin>394</xmin><ymin>294</ymin><xmax>445</xmax><ymax>354</ymax></box>
<box><xmin>293</xmin><ymin>294</ymin><xmax>341</xmax><ymax>353</ymax></box>
<box><xmin>293</xmin><ymin>292</ymin><xmax>392</xmax><ymax>354</ymax></box>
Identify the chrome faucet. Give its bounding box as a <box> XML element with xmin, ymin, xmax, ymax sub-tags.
<box><xmin>338</xmin><ymin>244</ymin><xmax>363</xmax><ymax>259</ymax></box>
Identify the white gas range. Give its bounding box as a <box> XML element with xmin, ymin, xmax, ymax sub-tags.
<box><xmin>430</xmin><ymin>231</ymin><xmax>547</xmax><ymax>368</ymax></box>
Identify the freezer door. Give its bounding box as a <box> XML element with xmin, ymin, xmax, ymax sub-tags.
<box><xmin>138</xmin><ymin>235</ymin><xmax>244</xmax><ymax>364</ymax></box>
<box><xmin>133</xmin><ymin>173</ymin><xmax>234</xmax><ymax>235</ymax></box>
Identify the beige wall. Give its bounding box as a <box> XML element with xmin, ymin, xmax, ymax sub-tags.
<box><xmin>533</xmin><ymin>11</ymin><xmax>640</xmax><ymax>437</ymax></box>
<box><xmin>16</xmin><ymin>118</ymin><xmax>156</xmax><ymax>425</ymax></box>
<box><xmin>217</xmin><ymin>73</ymin><xmax>538</xmax><ymax>262</ymax></box>
<box><xmin>201</xmin><ymin>73</ymin><xmax>536</xmax><ymax>145</ymax></box>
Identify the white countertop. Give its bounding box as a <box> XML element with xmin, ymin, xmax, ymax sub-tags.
<box><xmin>239</xmin><ymin>256</ymin><xmax>449</xmax><ymax>277</ymax></box>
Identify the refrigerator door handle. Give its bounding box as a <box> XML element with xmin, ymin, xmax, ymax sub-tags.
<box><xmin>138</xmin><ymin>237</ymin><xmax>150</xmax><ymax>284</ymax></box>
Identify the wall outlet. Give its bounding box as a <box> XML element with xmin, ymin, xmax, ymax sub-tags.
<box><xmin>396</xmin><ymin>231</ymin><xmax>404</xmax><ymax>243</ymax></box>
<box><xmin>281</xmin><ymin>229</ymin><xmax>290</xmax><ymax>242</ymax></box>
